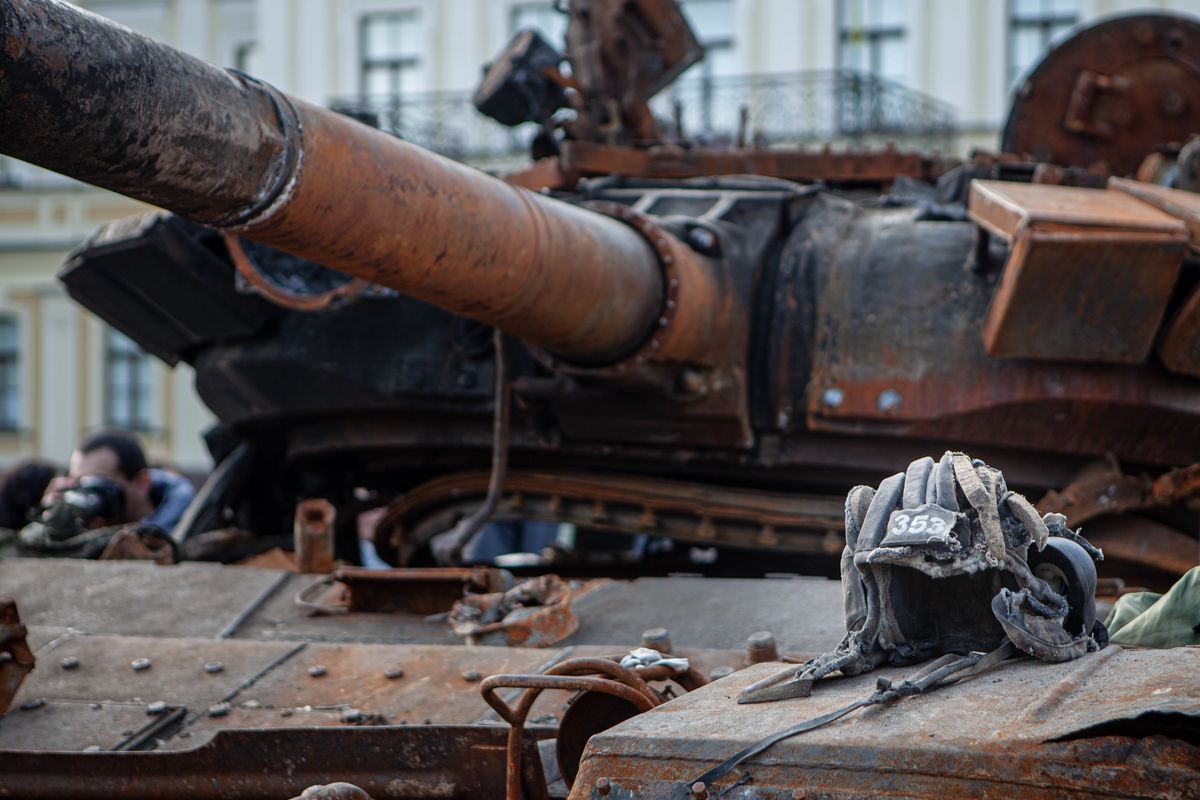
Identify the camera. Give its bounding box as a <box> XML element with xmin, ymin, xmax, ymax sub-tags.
<box><xmin>58</xmin><ymin>475</ymin><xmax>126</xmax><ymax>530</ymax></box>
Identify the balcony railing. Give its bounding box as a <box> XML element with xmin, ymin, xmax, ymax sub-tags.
<box><xmin>329</xmin><ymin>69</ymin><xmax>957</xmax><ymax>167</ymax></box>
<box><xmin>0</xmin><ymin>70</ymin><xmax>957</xmax><ymax>190</ymax></box>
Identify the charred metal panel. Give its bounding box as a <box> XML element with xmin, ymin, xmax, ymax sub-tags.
<box><xmin>571</xmin><ymin>648</ymin><xmax>1200</xmax><ymax>798</ymax></box>
<box><xmin>58</xmin><ymin>215</ymin><xmax>276</xmax><ymax>365</ymax></box>
<box><xmin>793</xmin><ymin>202</ymin><xmax>1200</xmax><ymax>466</ymax></box>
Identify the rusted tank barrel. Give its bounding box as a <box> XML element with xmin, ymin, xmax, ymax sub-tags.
<box><xmin>0</xmin><ymin>0</ymin><xmax>687</xmax><ymax>365</ymax></box>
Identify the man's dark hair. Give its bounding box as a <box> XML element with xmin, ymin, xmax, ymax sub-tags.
<box><xmin>79</xmin><ymin>430</ymin><xmax>148</xmax><ymax>481</ymax></box>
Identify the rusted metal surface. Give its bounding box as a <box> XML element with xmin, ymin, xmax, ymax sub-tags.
<box><xmin>801</xmin><ymin>198</ymin><xmax>1200</xmax><ymax>467</ymax></box>
<box><xmin>0</xmin><ymin>0</ymin><xmax>729</xmax><ymax>368</ymax></box>
<box><xmin>224</xmin><ymin>235</ymin><xmax>371</xmax><ymax>312</ymax></box>
<box><xmin>569</xmin><ymin>647</ymin><xmax>1200</xmax><ymax>798</ymax></box>
<box><xmin>0</xmin><ymin>559</ymin><xmax>289</xmax><ymax>639</ymax></box>
<box><xmin>337</xmin><ymin>566</ymin><xmax>512</xmax><ymax>615</ymax></box>
<box><xmin>378</xmin><ymin>470</ymin><xmax>845</xmax><ymax>567</ymax></box>
<box><xmin>565</xmin><ymin>0</ymin><xmax>702</xmax><ymax>143</ymax></box>
<box><xmin>1003</xmin><ymin>14</ymin><xmax>1200</xmax><ymax>176</ymax></box>
<box><xmin>294</xmin><ymin>499</ymin><xmax>335</xmax><ymax>574</ymax></box>
<box><xmin>482</xmin><ymin>654</ymin><xmax>707</xmax><ymax>799</ymax></box>
<box><xmin>1109</xmin><ymin>177</ymin><xmax>1200</xmax><ymax>248</ymax></box>
<box><xmin>1158</xmin><ymin>284</ymin><xmax>1200</xmax><ymax>378</ymax></box>
<box><xmin>968</xmin><ymin>180</ymin><xmax>1187</xmax><ymax>363</ymax></box>
<box><xmin>546</xmin><ymin>140</ymin><xmax>952</xmax><ymax>186</ymax></box>
<box><xmin>0</xmin><ymin>598</ymin><xmax>34</xmax><ymax>717</ymax></box>
<box><xmin>7</xmin><ymin>633</ymin><xmax>303</xmax><ymax>735</ymax></box>
<box><xmin>448</xmin><ymin>575</ymin><xmax>580</xmax><ymax>647</ymax></box>
<box><xmin>0</xmin><ymin>725</ymin><xmax>538</xmax><ymax>799</ymax></box>
<box><xmin>1082</xmin><ymin>515</ymin><xmax>1199</xmax><ymax>580</ymax></box>
<box><xmin>1036</xmin><ymin>462</ymin><xmax>1200</xmax><ymax>577</ymax></box>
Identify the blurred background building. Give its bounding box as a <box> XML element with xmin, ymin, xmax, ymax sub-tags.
<box><xmin>0</xmin><ymin>0</ymin><xmax>1197</xmax><ymax>471</ymax></box>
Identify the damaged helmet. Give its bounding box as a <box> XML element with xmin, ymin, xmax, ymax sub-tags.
<box><xmin>740</xmin><ymin>451</ymin><xmax>1107</xmax><ymax>703</ymax></box>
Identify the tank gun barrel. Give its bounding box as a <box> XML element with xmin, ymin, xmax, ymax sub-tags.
<box><xmin>0</xmin><ymin>0</ymin><xmax>702</xmax><ymax>366</ymax></box>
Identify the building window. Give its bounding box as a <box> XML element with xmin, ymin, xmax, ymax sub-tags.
<box><xmin>104</xmin><ymin>329</ymin><xmax>154</xmax><ymax>432</ymax></box>
<box><xmin>510</xmin><ymin>2</ymin><xmax>567</xmax><ymax>45</ymax></box>
<box><xmin>1008</xmin><ymin>0</ymin><xmax>1077</xmax><ymax>89</ymax></box>
<box><xmin>359</xmin><ymin>11</ymin><xmax>422</xmax><ymax>96</ymax></box>
<box><xmin>838</xmin><ymin>0</ymin><xmax>908</xmax><ymax>85</ymax></box>
<box><xmin>674</xmin><ymin>0</ymin><xmax>737</xmax><ymax>134</ymax></box>
<box><xmin>0</xmin><ymin>317</ymin><xmax>19</xmax><ymax>431</ymax></box>
<box><xmin>682</xmin><ymin>0</ymin><xmax>737</xmax><ymax>82</ymax></box>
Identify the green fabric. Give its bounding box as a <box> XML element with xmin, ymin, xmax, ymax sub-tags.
<box><xmin>1104</xmin><ymin>566</ymin><xmax>1200</xmax><ymax>649</ymax></box>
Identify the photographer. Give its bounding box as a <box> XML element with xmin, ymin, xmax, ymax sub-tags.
<box><xmin>17</xmin><ymin>430</ymin><xmax>195</xmax><ymax>560</ymax></box>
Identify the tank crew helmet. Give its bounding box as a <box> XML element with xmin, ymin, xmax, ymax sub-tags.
<box><xmin>740</xmin><ymin>451</ymin><xmax>1108</xmax><ymax>704</ymax></box>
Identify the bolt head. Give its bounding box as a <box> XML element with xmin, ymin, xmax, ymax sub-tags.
<box><xmin>206</xmin><ymin>702</ymin><xmax>231</xmax><ymax>718</ymax></box>
<box><xmin>792</xmin><ymin>790</ymin><xmax>807</xmax><ymax>800</ymax></box>
<box><xmin>19</xmin><ymin>698</ymin><xmax>45</xmax><ymax>711</ymax></box>
<box><xmin>877</xmin><ymin>389</ymin><xmax>902</xmax><ymax>413</ymax></box>
<box><xmin>130</xmin><ymin>658</ymin><xmax>151</xmax><ymax>672</ymax></box>
<box><xmin>308</xmin><ymin>665</ymin><xmax>327</xmax><ymax>678</ymax></box>
<box><xmin>146</xmin><ymin>701</ymin><xmax>168</xmax><ymax>716</ymax></box>
<box><xmin>204</xmin><ymin>661</ymin><xmax>224</xmax><ymax>674</ymax></box>
<box><xmin>462</xmin><ymin>669</ymin><xmax>482</xmax><ymax>682</ymax></box>
<box><xmin>688</xmin><ymin>227</ymin><xmax>717</xmax><ymax>251</ymax></box>
<box><xmin>690</xmin><ymin>781</ymin><xmax>708</xmax><ymax>798</ymax></box>
<box><xmin>595</xmin><ymin>776</ymin><xmax>612</xmax><ymax>795</ymax></box>
<box><xmin>747</xmin><ymin>631</ymin><xmax>775</xmax><ymax>648</ymax></box>
<box><xmin>822</xmin><ymin>387</ymin><xmax>844</xmax><ymax>409</ymax></box>
<box><xmin>60</xmin><ymin>656</ymin><xmax>80</xmax><ymax>670</ymax></box>
<box><xmin>384</xmin><ymin>667</ymin><xmax>405</xmax><ymax>680</ymax></box>
<box><xmin>341</xmin><ymin>708</ymin><xmax>365</xmax><ymax>724</ymax></box>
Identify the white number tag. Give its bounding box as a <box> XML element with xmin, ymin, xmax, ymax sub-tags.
<box><xmin>883</xmin><ymin>504</ymin><xmax>959</xmax><ymax>545</ymax></box>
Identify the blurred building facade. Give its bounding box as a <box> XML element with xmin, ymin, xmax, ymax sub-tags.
<box><xmin>0</xmin><ymin>0</ymin><xmax>1198</xmax><ymax>471</ymax></box>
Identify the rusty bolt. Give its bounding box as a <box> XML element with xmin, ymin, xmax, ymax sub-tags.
<box><xmin>206</xmin><ymin>702</ymin><xmax>231</xmax><ymax>718</ymax></box>
<box><xmin>676</xmin><ymin>369</ymin><xmax>707</xmax><ymax>398</ymax></box>
<box><xmin>594</xmin><ymin>776</ymin><xmax>612</xmax><ymax>795</ymax></box>
<box><xmin>204</xmin><ymin>661</ymin><xmax>224</xmax><ymax>674</ymax></box>
<box><xmin>690</xmin><ymin>781</ymin><xmax>708</xmax><ymax>799</ymax></box>
<box><xmin>384</xmin><ymin>667</ymin><xmax>405</xmax><ymax>680</ymax></box>
<box><xmin>462</xmin><ymin>669</ymin><xmax>482</xmax><ymax>682</ymax></box>
<box><xmin>19</xmin><ymin>698</ymin><xmax>45</xmax><ymax>711</ymax></box>
<box><xmin>60</xmin><ymin>656</ymin><xmax>79</xmax><ymax>670</ymax></box>
<box><xmin>146</xmin><ymin>701</ymin><xmax>168</xmax><ymax>716</ymax></box>
<box><xmin>687</xmin><ymin>226</ymin><xmax>717</xmax><ymax>252</ymax></box>
<box><xmin>131</xmin><ymin>658</ymin><xmax>151</xmax><ymax>672</ymax></box>
<box><xmin>747</xmin><ymin>631</ymin><xmax>779</xmax><ymax>663</ymax></box>
<box><xmin>308</xmin><ymin>665</ymin><xmax>327</xmax><ymax>678</ymax></box>
<box><xmin>792</xmin><ymin>790</ymin><xmax>806</xmax><ymax>800</ymax></box>
<box><xmin>641</xmin><ymin>627</ymin><xmax>672</xmax><ymax>654</ymax></box>
<box><xmin>877</xmin><ymin>389</ymin><xmax>902</xmax><ymax>413</ymax></box>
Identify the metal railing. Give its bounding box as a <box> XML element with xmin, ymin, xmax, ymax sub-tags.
<box><xmin>0</xmin><ymin>70</ymin><xmax>956</xmax><ymax>188</ymax></box>
<box><xmin>329</xmin><ymin>69</ymin><xmax>957</xmax><ymax>166</ymax></box>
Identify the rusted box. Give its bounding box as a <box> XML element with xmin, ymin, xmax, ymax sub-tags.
<box><xmin>970</xmin><ymin>180</ymin><xmax>1187</xmax><ymax>363</ymax></box>
<box><xmin>1107</xmin><ymin>178</ymin><xmax>1200</xmax><ymax>377</ymax></box>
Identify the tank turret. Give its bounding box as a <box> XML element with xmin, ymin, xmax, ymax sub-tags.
<box><xmin>3</xmin><ymin>0</ymin><xmax>1200</xmax><ymax>589</ymax></box>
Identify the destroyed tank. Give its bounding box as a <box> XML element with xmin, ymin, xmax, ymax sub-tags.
<box><xmin>3</xmin><ymin>0</ymin><xmax>1197</xmax><ymax>588</ymax></box>
<box><xmin>1</xmin><ymin>1</ymin><xmax>1200</xmax><ymax>798</ymax></box>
